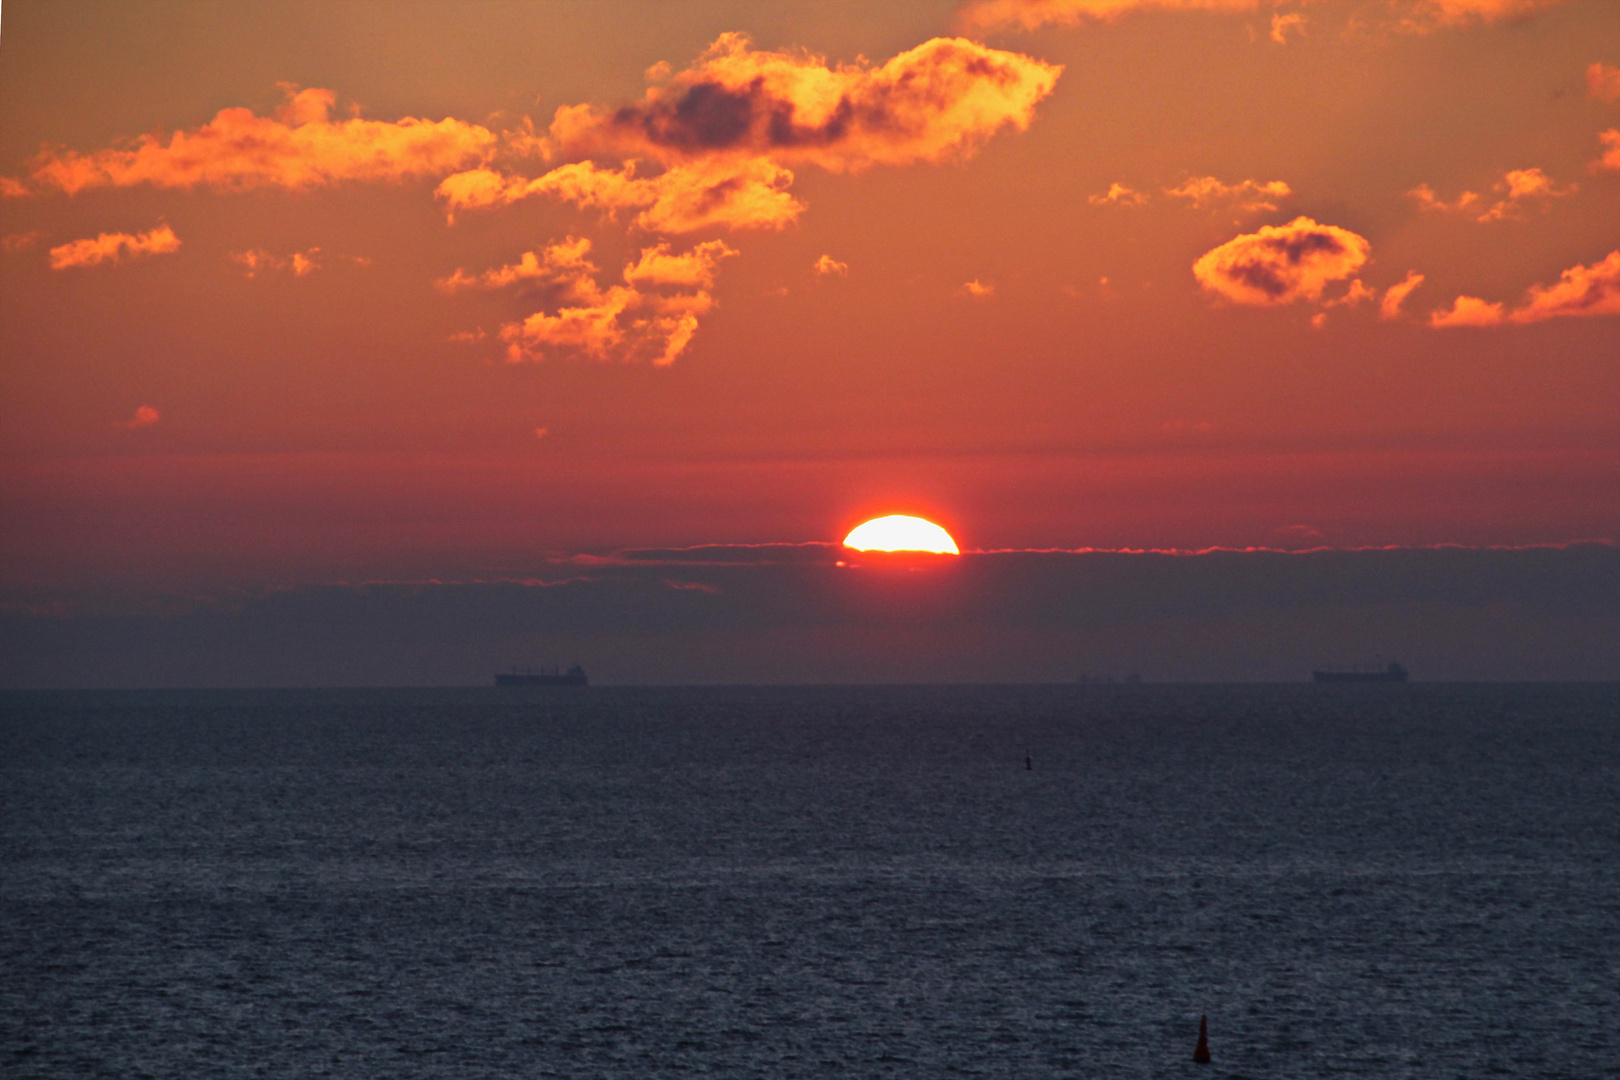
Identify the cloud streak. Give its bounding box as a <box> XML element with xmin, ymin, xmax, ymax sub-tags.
<box><xmin>48</xmin><ymin>224</ymin><xmax>181</xmax><ymax>269</ymax></box>
<box><xmin>18</xmin><ymin>86</ymin><xmax>504</xmax><ymax>195</ymax></box>
<box><xmin>1165</xmin><ymin>175</ymin><xmax>1292</xmax><ymax>214</ymax></box>
<box><xmin>957</xmin><ymin>0</ymin><xmax>1262</xmax><ymax>34</ymax></box>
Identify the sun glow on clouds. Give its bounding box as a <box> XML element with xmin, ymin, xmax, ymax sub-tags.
<box><xmin>435</xmin><ymin>34</ymin><xmax>1061</xmax><ymax>231</ymax></box>
<box><xmin>844</xmin><ymin>516</ymin><xmax>961</xmax><ymax>554</ymax></box>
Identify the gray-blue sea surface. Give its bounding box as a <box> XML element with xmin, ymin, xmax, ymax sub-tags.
<box><xmin>1</xmin><ymin>684</ymin><xmax>1616</xmax><ymax>1079</ymax></box>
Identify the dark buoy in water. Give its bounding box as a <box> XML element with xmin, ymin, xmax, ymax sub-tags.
<box><xmin>1025</xmin><ymin>753</ymin><xmax>1033</xmax><ymax>770</ymax></box>
<box><xmin>1193</xmin><ymin>1014</ymin><xmax>1211</xmax><ymax>1064</ymax></box>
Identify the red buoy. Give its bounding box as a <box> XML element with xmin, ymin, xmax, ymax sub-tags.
<box><xmin>1193</xmin><ymin>1014</ymin><xmax>1211</xmax><ymax>1064</ymax></box>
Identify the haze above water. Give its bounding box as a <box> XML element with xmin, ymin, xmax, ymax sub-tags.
<box><xmin>2</xmin><ymin>684</ymin><xmax>1616</xmax><ymax>1078</ymax></box>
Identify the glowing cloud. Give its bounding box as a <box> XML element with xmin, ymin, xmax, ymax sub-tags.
<box><xmin>439</xmin><ymin>35</ymin><xmax>1059</xmax><ymax>232</ymax></box>
<box><xmin>451</xmin><ymin>237</ymin><xmax>735</xmax><ymax>366</ymax></box>
<box><xmin>813</xmin><ymin>254</ymin><xmax>849</xmax><ymax>276</ymax></box>
<box><xmin>623</xmin><ymin>239</ymin><xmax>739</xmax><ymax>288</ymax></box>
<box><xmin>550</xmin><ymin>34</ymin><xmax>1061</xmax><ymax>172</ymax></box>
<box><xmin>1165</xmin><ymin>176</ymin><xmax>1292</xmax><ymax>214</ymax></box>
<box><xmin>843</xmin><ymin>515</ymin><xmax>960</xmax><ymax>554</ymax></box>
<box><xmin>1380</xmin><ymin>271</ymin><xmax>1426</xmax><ymax>319</ymax></box>
<box><xmin>19</xmin><ymin>86</ymin><xmax>502</xmax><ymax>195</ymax></box>
<box><xmin>117</xmin><ymin>405</ymin><xmax>161</xmax><ymax>430</ymax></box>
<box><xmin>1270</xmin><ymin>11</ymin><xmax>1306</xmax><ymax>42</ymax></box>
<box><xmin>1589</xmin><ymin>63</ymin><xmax>1620</xmax><ymax>103</ymax></box>
<box><xmin>1192</xmin><ymin>217</ymin><xmax>1371</xmax><ymax>306</ymax></box>
<box><xmin>963</xmin><ymin>279</ymin><xmax>996</xmax><ymax>297</ymax></box>
<box><xmin>48</xmin><ymin>224</ymin><xmax>181</xmax><ymax>269</ymax></box>
<box><xmin>1089</xmin><ymin>182</ymin><xmax>1148</xmax><ymax>205</ymax></box>
<box><xmin>1430</xmin><ymin>250</ymin><xmax>1620</xmax><ymax>326</ymax></box>
<box><xmin>229</xmin><ymin>247</ymin><xmax>322</xmax><ymax>277</ymax></box>
<box><xmin>1409</xmin><ymin>168</ymin><xmax>1574</xmax><ymax>221</ymax></box>
<box><xmin>1595</xmin><ymin>130</ymin><xmax>1620</xmax><ymax>172</ymax></box>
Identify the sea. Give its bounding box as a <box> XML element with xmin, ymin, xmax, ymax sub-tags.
<box><xmin>1</xmin><ymin>684</ymin><xmax>1615</xmax><ymax>1079</ymax></box>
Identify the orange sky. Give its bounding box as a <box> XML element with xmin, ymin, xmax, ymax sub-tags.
<box><xmin>2</xmin><ymin>0</ymin><xmax>1617</xmax><ymax>595</ymax></box>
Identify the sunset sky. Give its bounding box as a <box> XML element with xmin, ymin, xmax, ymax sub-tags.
<box><xmin>2</xmin><ymin>0</ymin><xmax>1617</xmax><ymax>684</ymax></box>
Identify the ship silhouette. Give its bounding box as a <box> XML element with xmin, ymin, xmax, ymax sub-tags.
<box><xmin>1312</xmin><ymin>662</ymin><xmax>1408</xmax><ymax>684</ymax></box>
<box><xmin>494</xmin><ymin>664</ymin><xmax>588</xmax><ymax>687</ymax></box>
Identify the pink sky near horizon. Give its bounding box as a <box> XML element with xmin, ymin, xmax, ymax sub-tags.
<box><xmin>2</xmin><ymin>0</ymin><xmax>1617</xmax><ymax>596</ymax></box>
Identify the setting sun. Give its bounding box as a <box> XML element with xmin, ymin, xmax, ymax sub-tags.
<box><xmin>843</xmin><ymin>515</ymin><xmax>959</xmax><ymax>554</ymax></box>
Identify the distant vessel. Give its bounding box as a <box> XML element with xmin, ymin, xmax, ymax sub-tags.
<box><xmin>1312</xmin><ymin>662</ymin><xmax>1408</xmax><ymax>684</ymax></box>
<box><xmin>495</xmin><ymin>664</ymin><xmax>588</xmax><ymax>687</ymax></box>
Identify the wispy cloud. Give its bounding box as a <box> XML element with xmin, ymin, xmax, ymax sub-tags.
<box><xmin>962</xmin><ymin>279</ymin><xmax>996</xmax><ymax>298</ymax></box>
<box><xmin>1594</xmin><ymin>130</ymin><xmax>1620</xmax><ymax>172</ymax></box>
<box><xmin>1193</xmin><ymin>217</ymin><xmax>1370</xmax><ymax>307</ymax></box>
<box><xmin>1430</xmin><ymin>249</ymin><xmax>1620</xmax><ymax>326</ymax></box>
<box><xmin>228</xmin><ymin>247</ymin><xmax>323</xmax><ymax>277</ymax></box>
<box><xmin>48</xmin><ymin>224</ymin><xmax>181</xmax><ymax>269</ymax></box>
<box><xmin>15</xmin><ymin>85</ymin><xmax>511</xmax><ymax>196</ymax></box>
<box><xmin>1269</xmin><ymin>11</ymin><xmax>1306</xmax><ymax>42</ymax></box>
<box><xmin>1088</xmin><ymin>182</ymin><xmax>1148</xmax><ymax>206</ymax></box>
<box><xmin>958</xmin><ymin>0</ymin><xmax>1263</xmax><ymax>34</ymax></box>
<box><xmin>813</xmin><ymin>254</ymin><xmax>849</xmax><ymax>276</ymax></box>
<box><xmin>1165</xmin><ymin>176</ymin><xmax>1292</xmax><ymax>214</ymax></box>
<box><xmin>1589</xmin><ymin>62</ymin><xmax>1620</xmax><ymax>103</ymax></box>
<box><xmin>446</xmin><ymin>237</ymin><xmax>736</xmax><ymax>366</ymax></box>
<box><xmin>1408</xmin><ymin>167</ymin><xmax>1574</xmax><ymax>221</ymax></box>
<box><xmin>117</xmin><ymin>405</ymin><xmax>161</xmax><ymax>430</ymax></box>
<box><xmin>1380</xmin><ymin>270</ymin><xmax>1426</xmax><ymax>320</ymax></box>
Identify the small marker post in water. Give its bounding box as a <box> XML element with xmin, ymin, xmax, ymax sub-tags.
<box><xmin>1025</xmin><ymin>750</ymin><xmax>1033</xmax><ymax>770</ymax></box>
<box><xmin>1193</xmin><ymin>1014</ymin><xmax>1211</xmax><ymax>1064</ymax></box>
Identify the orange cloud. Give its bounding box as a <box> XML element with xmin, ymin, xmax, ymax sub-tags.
<box><xmin>813</xmin><ymin>254</ymin><xmax>849</xmax><ymax>276</ymax></box>
<box><xmin>440</xmin><ymin>35</ymin><xmax>1059</xmax><ymax>232</ymax></box>
<box><xmin>1088</xmin><ymin>182</ymin><xmax>1148</xmax><ymax>205</ymax></box>
<box><xmin>1192</xmin><ymin>217</ymin><xmax>1371</xmax><ymax>306</ymax></box>
<box><xmin>1164</xmin><ymin>176</ymin><xmax>1292</xmax><ymax>213</ymax></box>
<box><xmin>1270</xmin><ymin>11</ymin><xmax>1306</xmax><ymax>42</ymax></box>
<box><xmin>436</xmin><ymin>235</ymin><xmax>597</xmax><ymax>293</ymax></box>
<box><xmin>436</xmin><ymin>157</ymin><xmax>803</xmax><ymax>232</ymax></box>
<box><xmin>0</xmin><ymin>177</ymin><xmax>30</xmax><ymax>198</ymax></box>
<box><xmin>550</xmin><ymin>34</ymin><xmax>1061</xmax><ymax>172</ymax></box>
<box><xmin>957</xmin><ymin>0</ymin><xmax>1261</xmax><ymax>34</ymax></box>
<box><xmin>1408</xmin><ymin>167</ymin><xmax>1574</xmax><ymax>221</ymax></box>
<box><xmin>1595</xmin><ymin>130</ymin><xmax>1620</xmax><ymax>172</ymax></box>
<box><xmin>1589</xmin><ymin>63</ymin><xmax>1620</xmax><ymax>103</ymax></box>
<box><xmin>1430</xmin><ymin>250</ymin><xmax>1620</xmax><ymax>326</ymax></box>
<box><xmin>454</xmin><ymin>237</ymin><xmax>736</xmax><ymax>366</ymax></box>
<box><xmin>963</xmin><ymin>279</ymin><xmax>996</xmax><ymax>297</ymax></box>
<box><xmin>117</xmin><ymin>405</ymin><xmax>161</xmax><ymax>430</ymax></box>
<box><xmin>1380</xmin><ymin>270</ymin><xmax>1425</xmax><ymax>319</ymax></box>
<box><xmin>229</xmin><ymin>247</ymin><xmax>323</xmax><ymax>277</ymax></box>
<box><xmin>623</xmin><ymin>239</ymin><xmax>739</xmax><ymax>288</ymax></box>
<box><xmin>1428</xmin><ymin>295</ymin><xmax>1507</xmax><ymax>327</ymax></box>
<box><xmin>48</xmin><ymin>224</ymin><xmax>181</xmax><ymax>269</ymax></box>
<box><xmin>20</xmin><ymin>86</ymin><xmax>502</xmax><ymax>195</ymax></box>
<box><xmin>2</xmin><ymin>231</ymin><xmax>43</xmax><ymax>252</ymax></box>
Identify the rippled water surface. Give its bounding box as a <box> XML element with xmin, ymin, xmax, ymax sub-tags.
<box><xmin>2</xmin><ymin>684</ymin><xmax>1616</xmax><ymax>1078</ymax></box>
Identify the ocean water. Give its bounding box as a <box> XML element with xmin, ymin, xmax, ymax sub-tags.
<box><xmin>1</xmin><ymin>684</ymin><xmax>1616</xmax><ymax>1079</ymax></box>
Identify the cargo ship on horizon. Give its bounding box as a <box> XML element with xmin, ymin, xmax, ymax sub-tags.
<box><xmin>1312</xmin><ymin>662</ymin><xmax>1408</xmax><ymax>684</ymax></box>
<box><xmin>495</xmin><ymin>664</ymin><xmax>588</xmax><ymax>687</ymax></box>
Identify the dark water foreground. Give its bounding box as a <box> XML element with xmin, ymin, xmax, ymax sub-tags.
<box><xmin>2</xmin><ymin>684</ymin><xmax>1616</xmax><ymax>1079</ymax></box>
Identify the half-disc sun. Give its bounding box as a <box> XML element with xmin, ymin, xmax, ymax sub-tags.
<box><xmin>843</xmin><ymin>515</ymin><xmax>959</xmax><ymax>554</ymax></box>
